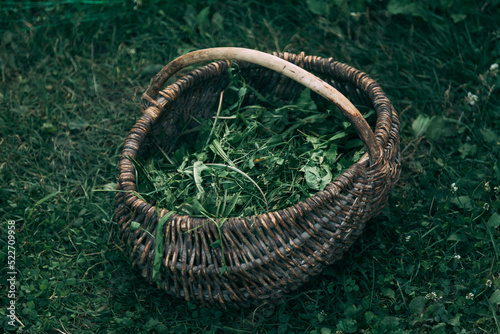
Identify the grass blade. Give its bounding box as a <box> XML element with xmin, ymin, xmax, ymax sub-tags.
<box><xmin>152</xmin><ymin>210</ymin><xmax>176</xmax><ymax>283</ymax></box>
<box><xmin>27</xmin><ymin>190</ymin><xmax>61</xmax><ymax>221</ymax></box>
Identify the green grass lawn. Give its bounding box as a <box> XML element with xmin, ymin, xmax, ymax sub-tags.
<box><xmin>1</xmin><ymin>0</ymin><xmax>499</xmax><ymax>333</ymax></box>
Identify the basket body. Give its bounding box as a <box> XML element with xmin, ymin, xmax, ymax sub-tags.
<box><xmin>115</xmin><ymin>52</ymin><xmax>400</xmax><ymax>308</ymax></box>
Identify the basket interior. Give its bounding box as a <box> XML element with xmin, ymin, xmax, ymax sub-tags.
<box><xmin>139</xmin><ymin>59</ymin><xmax>376</xmax><ymax>158</ymax></box>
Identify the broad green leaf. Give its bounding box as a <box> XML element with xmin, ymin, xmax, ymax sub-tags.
<box><xmin>296</xmin><ymin>88</ymin><xmax>316</xmax><ymax>110</ymax></box>
<box><xmin>447</xmin><ymin>233</ymin><xmax>467</xmax><ymax>242</ymax></box>
<box><xmin>365</xmin><ymin>311</ymin><xmax>375</xmax><ymax>322</ymax></box>
<box><xmin>306</xmin><ymin>0</ymin><xmax>330</xmax><ymax>16</ymax></box>
<box><xmin>304</xmin><ymin>165</ymin><xmax>322</xmax><ymax>190</ymax></box>
<box><xmin>211</xmin><ymin>12</ymin><xmax>224</xmax><ymax>32</ymax></box>
<box><xmin>451</xmin><ymin>196</ymin><xmax>473</xmax><ymax>210</ymax></box>
<box><xmin>325</xmin><ymin>144</ymin><xmax>339</xmax><ymax>166</ymax></box>
<box><xmin>425</xmin><ymin>116</ymin><xmax>447</xmax><ymax>141</ymax></box>
<box><xmin>489</xmin><ymin>289</ymin><xmax>500</xmax><ymax>305</ymax></box>
<box><xmin>431</xmin><ymin>323</ymin><xmax>446</xmax><ymax>334</ymax></box>
<box><xmin>409</xmin><ymin>296</ymin><xmax>426</xmax><ymax>314</ymax></box>
<box><xmin>68</xmin><ymin>118</ymin><xmax>89</xmax><ymax>130</ymax></box>
<box><xmin>480</xmin><ymin>128</ymin><xmax>499</xmax><ymax>143</ymax></box>
<box><xmin>382</xmin><ymin>287</ymin><xmax>396</xmax><ymax>299</ymax></box>
<box><xmin>450</xmin><ymin>13</ymin><xmax>467</xmax><ymax>23</ymax></box>
<box><xmin>336</xmin><ymin>318</ymin><xmax>357</xmax><ymax>333</ymax></box>
<box><xmin>448</xmin><ymin>314</ymin><xmax>460</xmax><ymax>326</ymax></box>
<box><xmin>412</xmin><ymin>114</ymin><xmax>431</xmax><ymax>138</ymax></box>
<box><xmin>41</xmin><ymin>122</ymin><xmax>57</xmax><ymax>134</ymax></box>
<box><xmin>320</xmin><ymin>328</ymin><xmax>332</xmax><ymax>334</ymax></box>
<box><xmin>387</xmin><ymin>0</ymin><xmax>428</xmax><ymax>20</ymax></box>
<box><xmin>458</xmin><ymin>143</ymin><xmax>477</xmax><ymax>158</ymax></box>
<box><xmin>487</xmin><ymin>213</ymin><xmax>500</xmax><ymax>229</ymax></box>
<box><xmin>320</xmin><ymin>165</ymin><xmax>332</xmax><ymax>190</ymax></box>
<box><xmin>196</xmin><ymin>7</ymin><xmax>210</xmax><ymax>31</ymax></box>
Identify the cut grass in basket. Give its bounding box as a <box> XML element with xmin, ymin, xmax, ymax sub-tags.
<box><xmin>132</xmin><ymin>71</ymin><xmax>371</xmax><ymax>219</ymax></box>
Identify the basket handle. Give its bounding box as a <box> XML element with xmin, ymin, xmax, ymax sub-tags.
<box><xmin>143</xmin><ymin>47</ymin><xmax>381</xmax><ymax>163</ymax></box>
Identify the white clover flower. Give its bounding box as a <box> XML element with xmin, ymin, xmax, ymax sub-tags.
<box><xmin>453</xmin><ymin>254</ymin><xmax>461</xmax><ymax>260</ymax></box>
<box><xmin>451</xmin><ymin>183</ymin><xmax>458</xmax><ymax>193</ymax></box>
<box><xmin>350</xmin><ymin>12</ymin><xmax>362</xmax><ymax>20</ymax></box>
<box><xmin>484</xmin><ymin>181</ymin><xmax>491</xmax><ymax>192</ymax></box>
<box><xmin>425</xmin><ymin>292</ymin><xmax>438</xmax><ymax>300</ymax></box>
<box><xmin>483</xmin><ymin>203</ymin><xmax>490</xmax><ymax>210</ymax></box>
<box><xmin>490</xmin><ymin>63</ymin><xmax>499</xmax><ymax>72</ymax></box>
<box><xmin>486</xmin><ymin>279</ymin><xmax>492</xmax><ymax>288</ymax></box>
<box><xmin>466</xmin><ymin>292</ymin><xmax>474</xmax><ymax>300</ymax></box>
<box><xmin>465</xmin><ymin>92</ymin><xmax>478</xmax><ymax>106</ymax></box>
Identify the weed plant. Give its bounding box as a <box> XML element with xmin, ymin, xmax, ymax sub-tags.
<box><xmin>135</xmin><ymin>74</ymin><xmax>366</xmax><ymax>219</ymax></box>
<box><xmin>0</xmin><ymin>0</ymin><xmax>499</xmax><ymax>333</ymax></box>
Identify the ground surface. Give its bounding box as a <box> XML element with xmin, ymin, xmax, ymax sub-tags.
<box><xmin>1</xmin><ymin>1</ymin><xmax>499</xmax><ymax>333</ymax></box>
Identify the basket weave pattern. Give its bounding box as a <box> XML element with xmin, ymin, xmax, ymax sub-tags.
<box><xmin>115</xmin><ymin>51</ymin><xmax>400</xmax><ymax>308</ymax></box>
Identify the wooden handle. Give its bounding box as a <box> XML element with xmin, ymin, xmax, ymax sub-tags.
<box><xmin>143</xmin><ymin>47</ymin><xmax>381</xmax><ymax>163</ymax></box>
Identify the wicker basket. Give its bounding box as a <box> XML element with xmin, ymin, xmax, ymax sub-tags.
<box><xmin>115</xmin><ymin>48</ymin><xmax>400</xmax><ymax>308</ymax></box>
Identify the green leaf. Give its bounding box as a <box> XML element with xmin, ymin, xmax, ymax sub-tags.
<box><xmin>425</xmin><ymin>116</ymin><xmax>447</xmax><ymax>141</ymax></box>
<box><xmin>210</xmin><ymin>239</ymin><xmax>221</xmax><ymax>248</ymax></box>
<box><xmin>387</xmin><ymin>0</ymin><xmax>428</xmax><ymax>20</ymax></box>
<box><xmin>486</xmin><ymin>213</ymin><xmax>500</xmax><ymax>229</ymax></box>
<box><xmin>211</xmin><ymin>12</ymin><xmax>224</xmax><ymax>32</ymax></box>
<box><xmin>412</xmin><ymin>114</ymin><xmax>431</xmax><ymax>137</ymax></box>
<box><xmin>489</xmin><ymin>290</ymin><xmax>500</xmax><ymax>305</ymax></box>
<box><xmin>196</xmin><ymin>7</ymin><xmax>210</xmax><ymax>30</ymax></box>
<box><xmin>324</xmin><ymin>144</ymin><xmax>339</xmax><ymax>166</ymax></box>
<box><xmin>450</xmin><ymin>13</ymin><xmax>467</xmax><ymax>23</ymax></box>
<box><xmin>304</xmin><ymin>165</ymin><xmax>322</xmax><ymax>190</ymax></box>
<box><xmin>41</xmin><ymin>122</ymin><xmax>57</xmax><ymax>134</ymax></box>
<box><xmin>382</xmin><ymin>287</ymin><xmax>396</xmax><ymax>299</ymax></box>
<box><xmin>192</xmin><ymin>161</ymin><xmax>208</xmax><ymax>196</ymax></box>
<box><xmin>431</xmin><ymin>323</ymin><xmax>446</xmax><ymax>334</ymax></box>
<box><xmin>447</xmin><ymin>233</ymin><xmax>467</xmax><ymax>242</ymax></box>
<box><xmin>223</xmin><ymin>192</ymin><xmax>240</xmax><ymax>217</ymax></box>
<box><xmin>306</xmin><ymin>0</ymin><xmax>330</xmax><ymax>16</ymax></box>
<box><xmin>320</xmin><ymin>165</ymin><xmax>332</xmax><ymax>190</ymax></box>
<box><xmin>210</xmin><ymin>139</ymin><xmax>234</xmax><ymax>166</ymax></box>
<box><xmin>336</xmin><ymin>318</ymin><xmax>357</xmax><ymax>333</ymax></box>
<box><xmin>182</xmin><ymin>5</ymin><xmax>197</xmax><ymax>31</ymax></box>
<box><xmin>480</xmin><ymin>128</ymin><xmax>499</xmax><ymax>143</ymax></box>
<box><xmin>409</xmin><ymin>296</ymin><xmax>426</xmax><ymax>315</ymax></box>
<box><xmin>296</xmin><ymin>88</ymin><xmax>316</xmax><ymax>110</ymax></box>
<box><xmin>320</xmin><ymin>328</ymin><xmax>332</xmax><ymax>334</ymax></box>
<box><xmin>130</xmin><ymin>221</ymin><xmax>141</xmax><ymax>231</ymax></box>
<box><xmin>152</xmin><ymin>211</ymin><xmax>176</xmax><ymax>283</ymax></box>
<box><xmin>451</xmin><ymin>196</ymin><xmax>473</xmax><ymax>210</ymax></box>
<box><xmin>448</xmin><ymin>314</ymin><xmax>460</xmax><ymax>327</ymax></box>
<box><xmin>365</xmin><ymin>311</ymin><xmax>375</xmax><ymax>322</ymax></box>
<box><xmin>68</xmin><ymin>118</ymin><xmax>89</xmax><ymax>130</ymax></box>
<box><xmin>458</xmin><ymin>143</ymin><xmax>477</xmax><ymax>158</ymax></box>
